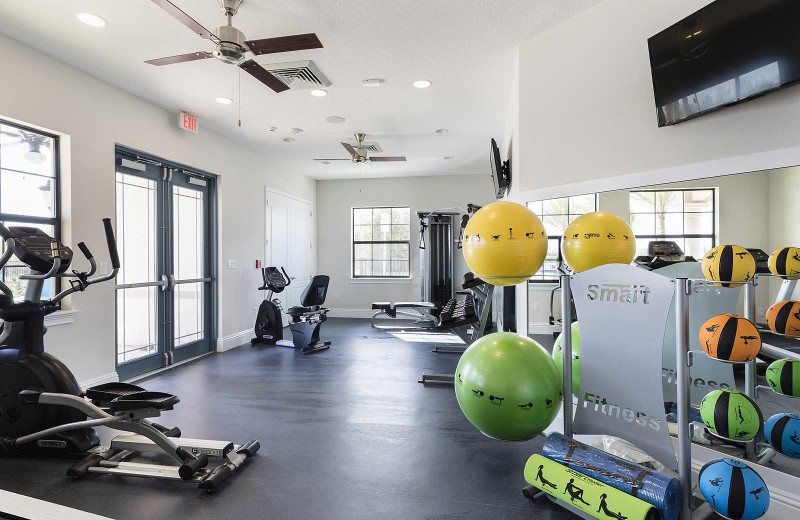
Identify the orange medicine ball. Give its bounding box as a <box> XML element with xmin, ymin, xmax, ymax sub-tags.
<box><xmin>766</xmin><ymin>300</ymin><xmax>800</xmax><ymax>336</ymax></box>
<box><xmin>698</xmin><ymin>314</ymin><xmax>761</xmax><ymax>362</ymax></box>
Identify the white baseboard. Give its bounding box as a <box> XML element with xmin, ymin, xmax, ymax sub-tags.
<box><xmin>529</xmin><ymin>323</ymin><xmax>560</xmax><ymax>335</ymax></box>
<box><xmin>216</xmin><ymin>328</ymin><xmax>253</xmax><ymax>352</ymax></box>
<box><xmin>327</xmin><ymin>308</ymin><xmax>374</xmax><ymax>319</ymax></box>
<box><xmin>78</xmin><ymin>371</ymin><xmax>119</xmax><ymax>391</ymax></box>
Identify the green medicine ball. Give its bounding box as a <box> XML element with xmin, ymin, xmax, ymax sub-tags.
<box><xmin>455</xmin><ymin>332</ymin><xmax>562</xmax><ymax>441</ymax></box>
<box><xmin>700</xmin><ymin>389</ymin><xmax>763</xmax><ymax>441</ymax></box>
<box><xmin>551</xmin><ymin>321</ymin><xmax>581</xmax><ymax>397</ymax></box>
<box><xmin>766</xmin><ymin>359</ymin><xmax>800</xmax><ymax>397</ymax></box>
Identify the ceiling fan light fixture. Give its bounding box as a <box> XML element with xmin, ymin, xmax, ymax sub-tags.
<box><xmin>413</xmin><ymin>79</ymin><xmax>432</xmax><ymax>89</ymax></box>
<box><xmin>24</xmin><ymin>151</ymin><xmax>47</xmax><ymax>165</ymax></box>
<box><xmin>310</xmin><ymin>89</ymin><xmax>328</xmax><ymax>97</ymax></box>
<box><xmin>216</xmin><ymin>97</ymin><xmax>233</xmax><ymax>104</ymax></box>
<box><xmin>76</xmin><ymin>12</ymin><xmax>107</xmax><ymax>27</ymax></box>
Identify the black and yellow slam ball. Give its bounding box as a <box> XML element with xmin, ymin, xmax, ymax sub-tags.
<box><xmin>462</xmin><ymin>202</ymin><xmax>548</xmax><ymax>286</ymax></box>
<box><xmin>766</xmin><ymin>300</ymin><xmax>800</xmax><ymax>336</ymax></box>
<box><xmin>698</xmin><ymin>314</ymin><xmax>761</xmax><ymax>362</ymax></box>
<box><xmin>700</xmin><ymin>389</ymin><xmax>763</xmax><ymax>441</ymax></box>
<box><xmin>560</xmin><ymin>212</ymin><xmax>636</xmax><ymax>272</ymax></box>
<box><xmin>768</xmin><ymin>247</ymin><xmax>800</xmax><ymax>280</ymax></box>
<box><xmin>701</xmin><ymin>245</ymin><xmax>755</xmax><ymax>288</ymax></box>
<box><xmin>765</xmin><ymin>359</ymin><xmax>800</xmax><ymax>397</ymax></box>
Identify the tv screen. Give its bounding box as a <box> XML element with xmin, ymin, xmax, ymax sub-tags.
<box><xmin>648</xmin><ymin>0</ymin><xmax>800</xmax><ymax>126</ymax></box>
<box><xmin>490</xmin><ymin>138</ymin><xmax>507</xmax><ymax>199</ymax></box>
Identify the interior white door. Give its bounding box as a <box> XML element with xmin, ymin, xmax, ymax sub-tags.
<box><xmin>265</xmin><ymin>188</ymin><xmax>312</xmax><ymax>324</ymax></box>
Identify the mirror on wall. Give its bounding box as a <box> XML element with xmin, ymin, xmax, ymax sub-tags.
<box><xmin>526</xmin><ymin>165</ymin><xmax>800</xmax><ymax>476</ymax></box>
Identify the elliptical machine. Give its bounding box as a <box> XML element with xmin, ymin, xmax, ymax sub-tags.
<box><xmin>251</xmin><ymin>266</ymin><xmax>331</xmax><ymax>354</ymax></box>
<box><xmin>0</xmin><ymin>219</ymin><xmax>258</xmax><ymax>491</ymax></box>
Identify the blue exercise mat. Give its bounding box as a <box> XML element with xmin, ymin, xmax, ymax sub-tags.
<box><xmin>542</xmin><ymin>433</ymin><xmax>682</xmax><ymax>520</ymax></box>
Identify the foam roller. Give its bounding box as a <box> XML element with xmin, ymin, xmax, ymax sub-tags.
<box><xmin>525</xmin><ymin>454</ymin><xmax>658</xmax><ymax>520</ymax></box>
<box><xmin>542</xmin><ymin>433</ymin><xmax>682</xmax><ymax>520</ymax></box>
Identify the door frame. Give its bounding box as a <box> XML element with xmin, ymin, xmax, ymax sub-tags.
<box><xmin>115</xmin><ymin>145</ymin><xmax>218</xmax><ymax>381</ymax></box>
<box><xmin>263</xmin><ymin>185</ymin><xmax>312</xmax><ymax>270</ymax></box>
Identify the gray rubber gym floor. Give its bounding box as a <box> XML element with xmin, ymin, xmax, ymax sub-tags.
<box><xmin>0</xmin><ymin>319</ymin><xmax>572</xmax><ymax>520</ymax></box>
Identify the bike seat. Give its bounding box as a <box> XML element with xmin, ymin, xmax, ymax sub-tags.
<box><xmin>109</xmin><ymin>391</ymin><xmax>180</xmax><ymax>413</ymax></box>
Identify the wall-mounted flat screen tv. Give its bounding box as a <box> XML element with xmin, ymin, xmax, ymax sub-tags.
<box><xmin>648</xmin><ymin>0</ymin><xmax>800</xmax><ymax>127</ymax></box>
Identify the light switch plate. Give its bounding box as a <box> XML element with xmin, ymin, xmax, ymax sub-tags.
<box><xmin>227</xmin><ymin>260</ymin><xmax>236</xmax><ymax>269</ymax></box>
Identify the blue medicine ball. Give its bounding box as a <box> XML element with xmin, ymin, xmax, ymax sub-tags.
<box><xmin>698</xmin><ymin>459</ymin><xmax>769</xmax><ymax>520</ymax></box>
<box><xmin>764</xmin><ymin>413</ymin><xmax>800</xmax><ymax>459</ymax></box>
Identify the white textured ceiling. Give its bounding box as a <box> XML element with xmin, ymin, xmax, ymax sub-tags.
<box><xmin>0</xmin><ymin>0</ymin><xmax>603</xmax><ymax>179</ymax></box>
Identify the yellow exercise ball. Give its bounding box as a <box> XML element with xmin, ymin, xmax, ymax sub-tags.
<box><xmin>561</xmin><ymin>212</ymin><xmax>636</xmax><ymax>272</ymax></box>
<box><xmin>702</xmin><ymin>245</ymin><xmax>755</xmax><ymax>288</ymax></box>
<box><xmin>769</xmin><ymin>247</ymin><xmax>800</xmax><ymax>280</ymax></box>
<box><xmin>462</xmin><ymin>201</ymin><xmax>547</xmax><ymax>286</ymax></box>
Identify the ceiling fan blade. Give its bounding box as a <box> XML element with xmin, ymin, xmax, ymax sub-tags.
<box><xmin>240</xmin><ymin>60</ymin><xmax>290</xmax><ymax>93</ymax></box>
<box><xmin>369</xmin><ymin>157</ymin><xmax>407</xmax><ymax>162</ymax></box>
<box><xmin>245</xmin><ymin>33</ymin><xmax>323</xmax><ymax>55</ymax></box>
<box><xmin>145</xmin><ymin>51</ymin><xmax>212</xmax><ymax>66</ymax></box>
<box><xmin>149</xmin><ymin>0</ymin><xmax>218</xmax><ymax>41</ymax></box>
<box><xmin>340</xmin><ymin>142</ymin><xmax>361</xmax><ymax>158</ymax></box>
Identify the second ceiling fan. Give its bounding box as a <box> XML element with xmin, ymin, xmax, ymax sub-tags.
<box><xmin>145</xmin><ymin>0</ymin><xmax>322</xmax><ymax>93</ymax></box>
<box><xmin>315</xmin><ymin>133</ymin><xmax>407</xmax><ymax>164</ymax></box>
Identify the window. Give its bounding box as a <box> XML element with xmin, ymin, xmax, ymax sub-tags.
<box><xmin>629</xmin><ymin>189</ymin><xmax>715</xmax><ymax>259</ymax></box>
<box><xmin>527</xmin><ymin>194</ymin><xmax>596</xmax><ymax>282</ymax></box>
<box><xmin>0</xmin><ymin>120</ymin><xmax>59</xmax><ymax>299</ymax></box>
<box><xmin>352</xmin><ymin>207</ymin><xmax>410</xmax><ymax>278</ymax></box>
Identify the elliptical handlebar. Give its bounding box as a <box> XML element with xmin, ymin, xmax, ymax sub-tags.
<box><xmin>0</xmin><ymin>237</ymin><xmax>15</xmax><ymax>298</ymax></box>
<box><xmin>280</xmin><ymin>266</ymin><xmax>291</xmax><ymax>287</ymax></box>
<box><xmin>50</xmin><ymin>219</ymin><xmax>120</xmax><ymax>303</ymax></box>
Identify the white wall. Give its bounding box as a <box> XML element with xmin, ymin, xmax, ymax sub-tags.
<box><xmin>517</xmin><ymin>0</ymin><xmax>800</xmax><ymax>192</ymax></box>
<box><xmin>0</xmin><ymin>33</ymin><xmax>316</xmax><ymax>384</ymax></box>
<box><xmin>316</xmin><ymin>174</ymin><xmax>494</xmax><ymax>314</ymax></box>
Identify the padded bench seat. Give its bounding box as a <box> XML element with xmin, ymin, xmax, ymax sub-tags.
<box><xmin>371</xmin><ymin>301</ymin><xmax>438</xmax><ymax>325</ymax></box>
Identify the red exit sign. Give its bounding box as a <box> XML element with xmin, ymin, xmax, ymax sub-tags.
<box><xmin>177</xmin><ymin>111</ymin><xmax>198</xmax><ymax>133</ymax></box>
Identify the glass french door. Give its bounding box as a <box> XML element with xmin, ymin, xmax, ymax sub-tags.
<box><xmin>115</xmin><ymin>152</ymin><xmax>214</xmax><ymax>380</ymax></box>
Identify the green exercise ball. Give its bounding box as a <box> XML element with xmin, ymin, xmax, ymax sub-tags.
<box><xmin>766</xmin><ymin>359</ymin><xmax>800</xmax><ymax>397</ymax></box>
<box><xmin>454</xmin><ymin>332</ymin><xmax>563</xmax><ymax>441</ymax></box>
<box><xmin>700</xmin><ymin>389</ymin><xmax>763</xmax><ymax>441</ymax></box>
<box><xmin>551</xmin><ymin>321</ymin><xmax>581</xmax><ymax>397</ymax></box>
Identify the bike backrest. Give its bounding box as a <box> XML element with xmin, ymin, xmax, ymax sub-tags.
<box><xmin>300</xmin><ymin>275</ymin><xmax>329</xmax><ymax>307</ymax></box>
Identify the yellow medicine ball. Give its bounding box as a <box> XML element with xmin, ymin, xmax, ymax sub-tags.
<box><xmin>769</xmin><ymin>247</ymin><xmax>800</xmax><ymax>280</ymax></box>
<box><xmin>560</xmin><ymin>212</ymin><xmax>636</xmax><ymax>272</ymax></box>
<box><xmin>462</xmin><ymin>201</ymin><xmax>547</xmax><ymax>286</ymax></box>
<box><xmin>701</xmin><ymin>245</ymin><xmax>755</xmax><ymax>288</ymax></box>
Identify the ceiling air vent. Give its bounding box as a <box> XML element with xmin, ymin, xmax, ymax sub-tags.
<box><xmin>264</xmin><ymin>60</ymin><xmax>332</xmax><ymax>90</ymax></box>
<box><xmin>345</xmin><ymin>141</ymin><xmax>383</xmax><ymax>154</ymax></box>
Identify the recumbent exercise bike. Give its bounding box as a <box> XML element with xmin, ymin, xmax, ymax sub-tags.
<box><xmin>251</xmin><ymin>266</ymin><xmax>331</xmax><ymax>354</ymax></box>
<box><xmin>0</xmin><ymin>219</ymin><xmax>258</xmax><ymax>492</ymax></box>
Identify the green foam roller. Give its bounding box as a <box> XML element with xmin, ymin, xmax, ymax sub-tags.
<box><xmin>525</xmin><ymin>454</ymin><xmax>659</xmax><ymax>520</ymax></box>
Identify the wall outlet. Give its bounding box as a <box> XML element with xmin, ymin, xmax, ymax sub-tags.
<box><xmin>533</xmin><ymin>303</ymin><xmax>540</xmax><ymax>311</ymax></box>
<box><xmin>227</xmin><ymin>259</ymin><xmax>236</xmax><ymax>269</ymax></box>
<box><xmin>757</xmin><ymin>307</ymin><xmax>765</xmax><ymax>317</ymax></box>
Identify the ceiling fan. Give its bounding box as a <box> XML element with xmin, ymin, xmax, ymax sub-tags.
<box><xmin>145</xmin><ymin>0</ymin><xmax>323</xmax><ymax>93</ymax></box>
<box><xmin>314</xmin><ymin>133</ymin><xmax>407</xmax><ymax>164</ymax></box>
<box><xmin>0</xmin><ymin>129</ymin><xmax>51</xmax><ymax>165</ymax></box>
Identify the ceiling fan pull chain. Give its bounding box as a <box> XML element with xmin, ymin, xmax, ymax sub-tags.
<box><xmin>238</xmin><ymin>67</ymin><xmax>242</xmax><ymax>127</ymax></box>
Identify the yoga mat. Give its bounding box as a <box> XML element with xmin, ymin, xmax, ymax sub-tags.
<box><xmin>542</xmin><ymin>433</ymin><xmax>682</xmax><ymax>520</ymax></box>
<box><xmin>525</xmin><ymin>454</ymin><xmax>659</xmax><ymax>520</ymax></box>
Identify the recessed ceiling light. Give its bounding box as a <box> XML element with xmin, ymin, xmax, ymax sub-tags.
<box><xmin>362</xmin><ymin>79</ymin><xmax>383</xmax><ymax>88</ymax></box>
<box><xmin>310</xmin><ymin>89</ymin><xmax>328</xmax><ymax>97</ymax></box>
<box><xmin>326</xmin><ymin>116</ymin><xmax>346</xmax><ymax>124</ymax></box>
<box><xmin>435</xmin><ymin>128</ymin><xmax>448</xmax><ymax>135</ymax></box>
<box><xmin>282</xmin><ymin>138</ymin><xmax>295</xmax><ymax>143</ymax></box>
<box><xmin>413</xmin><ymin>79</ymin><xmax>432</xmax><ymax>89</ymax></box>
<box><xmin>76</xmin><ymin>13</ymin><xmax>107</xmax><ymax>27</ymax></box>
<box><xmin>215</xmin><ymin>97</ymin><xmax>233</xmax><ymax>105</ymax></box>
<box><xmin>321</xmin><ymin>161</ymin><xmax>331</xmax><ymax>165</ymax></box>
<box><xmin>444</xmin><ymin>156</ymin><xmax>455</xmax><ymax>160</ymax></box>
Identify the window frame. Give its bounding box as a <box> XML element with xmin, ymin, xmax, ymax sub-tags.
<box><xmin>629</xmin><ymin>188</ymin><xmax>716</xmax><ymax>256</ymax></box>
<box><xmin>0</xmin><ymin>119</ymin><xmax>61</xmax><ymax>296</ymax></box>
<box><xmin>527</xmin><ymin>194</ymin><xmax>597</xmax><ymax>284</ymax></box>
<box><xmin>351</xmin><ymin>206</ymin><xmax>411</xmax><ymax>279</ymax></box>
